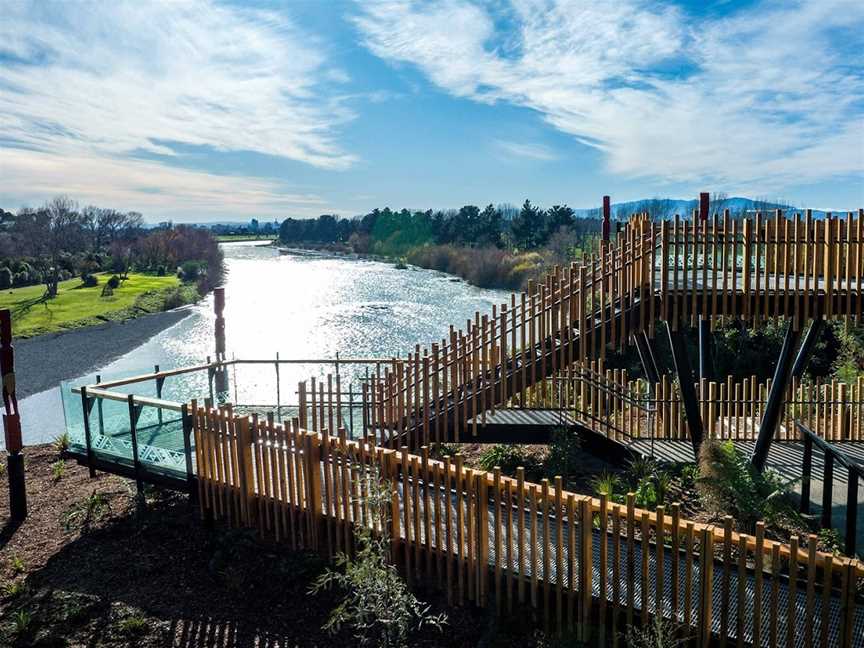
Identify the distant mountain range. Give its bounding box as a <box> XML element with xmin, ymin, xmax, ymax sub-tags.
<box><xmin>572</xmin><ymin>197</ymin><xmax>840</xmax><ymax>220</ymax></box>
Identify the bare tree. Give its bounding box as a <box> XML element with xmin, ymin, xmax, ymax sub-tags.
<box><xmin>14</xmin><ymin>197</ymin><xmax>88</xmax><ymax>297</ymax></box>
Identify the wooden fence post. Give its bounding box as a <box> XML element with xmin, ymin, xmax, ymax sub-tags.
<box><xmin>305</xmin><ymin>431</ymin><xmax>323</xmax><ymax>551</ymax></box>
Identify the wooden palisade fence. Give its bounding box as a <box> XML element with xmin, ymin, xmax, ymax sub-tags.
<box><xmin>192</xmin><ymin>403</ymin><xmax>863</xmax><ymax>647</ymax></box>
<box><xmin>360</xmin><ymin>211</ymin><xmax>863</xmax><ymax>449</ymax></box>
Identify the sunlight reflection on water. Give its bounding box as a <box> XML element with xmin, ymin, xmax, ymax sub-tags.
<box><xmin>19</xmin><ymin>242</ymin><xmax>507</xmax><ymax>445</ymax></box>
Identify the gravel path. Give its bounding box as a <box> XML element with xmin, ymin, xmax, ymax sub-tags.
<box><xmin>14</xmin><ymin>307</ymin><xmax>192</xmax><ymax>399</ymax></box>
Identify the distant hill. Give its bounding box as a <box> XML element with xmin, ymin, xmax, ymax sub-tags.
<box><xmin>573</xmin><ymin>197</ymin><xmax>838</xmax><ymax>220</ymax></box>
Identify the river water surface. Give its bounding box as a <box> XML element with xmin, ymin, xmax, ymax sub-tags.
<box><xmin>19</xmin><ymin>242</ymin><xmax>507</xmax><ymax>445</ymax></box>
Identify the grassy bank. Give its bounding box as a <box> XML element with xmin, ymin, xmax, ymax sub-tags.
<box><xmin>0</xmin><ymin>273</ymin><xmax>199</xmax><ymax>338</ymax></box>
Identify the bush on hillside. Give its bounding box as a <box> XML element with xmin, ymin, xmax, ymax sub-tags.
<box><xmin>0</xmin><ymin>267</ymin><xmax>11</xmax><ymax>289</ymax></box>
<box><xmin>80</xmin><ymin>273</ymin><xmax>98</xmax><ymax>287</ymax></box>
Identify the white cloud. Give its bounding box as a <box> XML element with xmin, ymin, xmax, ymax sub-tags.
<box><xmin>354</xmin><ymin>0</ymin><xmax>864</xmax><ymax>192</ymax></box>
<box><xmin>0</xmin><ymin>148</ymin><xmax>328</xmax><ymax>220</ymax></box>
<box><xmin>0</xmin><ymin>0</ymin><xmax>355</xmax><ymax>218</ymax></box>
<box><xmin>494</xmin><ymin>139</ymin><xmax>558</xmax><ymax>160</ymax></box>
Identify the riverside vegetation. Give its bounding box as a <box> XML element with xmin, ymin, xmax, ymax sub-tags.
<box><xmin>279</xmin><ymin>201</ymin><xmax>602</xmax><ymax>290</ymax></box>
<box><xmin>0</xmin><ymin>197</ymin><xmax>223</xmax><ymax>336</ymax></box>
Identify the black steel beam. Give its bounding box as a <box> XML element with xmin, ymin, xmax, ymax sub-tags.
<box><xmin>751</xmin><ymin>320</ymin><xmax>801</xmax><ymax>471</ymax></box>
<box><xmin>634</xmin><ymin>331</ymin><xmax>660</xmax><ymax>384</ymax></box>
<box><xmin>821</xmin><ymin>452</ymin><xmax>834</xmax><ymax>530</ymax></box>
<box><xmin>791</xmin><ymin>318</ymin><xmax>824</xmax><ymax>378</ymax></box>
<box><xmin>666</xmin><ymin>321</ymin><xmax>703</xmax><ymax>459</ymax></box>
<box><xmin>846</xmin><ymin>467</ymin><xmax>858</xmax><ymax>556</ymax></box>
<box><xmin>698</xmin><ymin>319</ymin><xmax>713</xmax><ymax>382</ymax></box>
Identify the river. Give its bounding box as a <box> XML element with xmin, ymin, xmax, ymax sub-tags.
<box><xmin>18</xmin><ymin>242</ymin><xmax>507</xmax><ymax>446</ymax></box>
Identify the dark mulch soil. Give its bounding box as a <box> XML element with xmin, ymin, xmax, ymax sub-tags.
<box><xmin>0</xmin><ymin>445</ymin><xmax>563</xmax><ymax>647</ymax></box>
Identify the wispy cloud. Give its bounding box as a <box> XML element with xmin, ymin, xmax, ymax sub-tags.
<box><xmin>354</xmin><ymin>0</ymin><xmax>864</xmax><ymax>192</ymax></box>
<box><xmin>493</xmin><ymin>139</ymin><xmax>558</xmax><ymax>161</ymax></box>
<box><xmin>0</xmin><ymin>1</ymin><xmax>355</xmax><ymax>217</ymax></box>
<box><xmin>0</xmin><ymin>148</ymin><xmax>328</xmax><ymax>220</ymax></box>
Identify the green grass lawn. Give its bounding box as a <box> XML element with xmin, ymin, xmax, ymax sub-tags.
<box><xmin>0</xmin><ymin>273</ymin><xmax>189</xmax><ymax>337</ymax></box>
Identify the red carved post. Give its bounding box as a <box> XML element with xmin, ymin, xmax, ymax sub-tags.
<box><xmin>1</xmin><ymin>309</ymin><xmax>26</xmax><ymax>520</ymax></box>
<box><xmin>213</xmin><ymin>287</ymin><xmax>228</xmax><ymax>395</ymax></box>
<box><xmin>602</xmin><ymin>195</ymin><xmax>611</xmax><ymax>242</ymax></box>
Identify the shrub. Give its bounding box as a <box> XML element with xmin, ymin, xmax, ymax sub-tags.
<box><xmin>107</xmin><ymin>274</ymin><xmax>121</xmax><ymax>289</ymax></box>
<box><xmin>180</xmin><ymin>260</ymin><xmax>202</xmax><ymax>281</ymax></box>
<box><xmin>591</xmin><ymin>471</ymin><xmax>621</xmax><ymax>502</ymax></box>
<box><xmin>544</xmin><ymin>428</ymin><xmax>582</xmax><ymax>478</ymax></box>
<box><xmin>628</xmin><ymin>455</ymin><xmax>658</xmax><ymax>483</ymax></box>
<box><xmin>9</xmin><ymin>555</ymin><xmax>24</xmax><ymax>574</ymax></box>
<box><xmin>625</xmin><ymin>617</ymin><xmax>688</xmax><ymax>647</ymax></box>
<box><xmin>2</xmin><ymin>580</ymin><xmax>25</xmax><ymax>599</ymax></box>
<box><xmin>80</xmin><ymin>272</ymin><xmax>98</xmax><ymax>287</ymax></box>
<box><xmin>697</xmin><ymin>439</ymin><xmax>801</xmax><ymax>532</ymax></box>
<box><xmin>431</xmin><ymin>443</ymin><xmax>460</xmax><ymax>460</ymax></box>
<box><xmin>53</xmin><ymin>431</ymin><xmax>69</xmax><ymax>454</ymax></box>
<box><xmin>817</xmin><ymin>528</ymin><xmax>843</xmax><ymax>555</ymax></box>
<box><xmin>117</xmin><ymin>615</ymin><xmax>148</xmax><ymax>637</ymax></box>
<box><xmin>634</xmin><ymin>477</ymin><xmax>658</xmax><ymax>509</ymax></box>
<box><xmin>156</xmin><ymin>265</ymin><xmax>166</xmax><ymax>276</ymax></box>
<box><xmin>0</xmin><ymin>267</ymin><xmax>11</xmax><ymax>289</ymax></box>
<box><xmin>311</xmin><ymin>467</ymin><xmax>446</xmax><ymax>646</ymax></box>
<box><xmin>51</xmin><ymin>460</ymin><xmax>66</xmax><ymax>481</ymax></box>
<box><xmin>162</xmin><ymin>286</ymin><xmax>189</xmax><ymax>310</ymax></box>
<box><xmin>13</xmin><ymin>610</ymin><xmax>31</xmax><ymax>636</ymax></box>
<box><xmin>13</xmin><ymin>271</ymin><xmax>28</xmax><ymax>287</ymax></box>
<box><xmin>478</xmin><ymin>444</ymin><xmax>527</xmax><ymax>474</ymax></box>
<box><xmin>62</xmin><ymin>491</ymin><xmax>109</xmax><ymax>533</ymax></box>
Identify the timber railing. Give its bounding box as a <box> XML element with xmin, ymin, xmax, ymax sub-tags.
<box><xmin>368</xmin><ymin>211</ymin><xmax>863</xmax><ymax>449</ymax></box>
<box><xmin>522</xmin><ymin>368</ymin><xmax>864</xmax><ymax>444</ymax></box>
<box><xmin>192</xmin><ymin>404</ymin><xmax>864</xmax><ymax>647</ymax></box>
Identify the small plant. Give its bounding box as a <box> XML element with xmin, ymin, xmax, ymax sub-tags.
<box><xmin>51</xmin><ymin>460</ymin><xmax>66</xmax><ymax>481</ymax></box>
<box><xmin>655</xmin><ymin>470</ymin><xmax>672</xmax><ymax>505</ymax></box>
<box><xmin>628</xmin><ymin>455</ymin><xmax>658</xmax><ymax>483</ymax></box>
<box><xmin>13</xmin><ymin>610</ymin><xmax>31</xmax><ymax>635</ymax></box>
<box><xmin>817</xmin><ymin>528</ymin><xmax>843</xmax><ymax>555</ymax></box>
<box><xmin>625</xmin><ymin>617</ymin><xmax>688</xmax><ymax>647</ymax></box>
<box><xmin>2</xmin><ymin>580</ymin><xmax>25</xmax><ymax>599</ymax></box>
<box><xmin>117</xmin><ymin>614</ymin><xmax>148</xmax><ymax>636</ymax></box>
<box><xmin>62</xmin><ymin>491</ymin><xmax>109</xmax><ymax>533</ymax></box>
<box><xmin>697</xmin><ymin>439</ymin><xmax>802</xmax><ymax>532</ymax></box>
<box><xmin>311</xmin><ymin>467</ymin><xmax>446</xmax><ymax>647</ymax></box>
<box><xmin>634</xmin><ymin>477</ymin><xmax>658</xmax><ymax>509</ymax></box>
<box><xmin>478</xmin><ymin>444</ymin><xmax>526</xmax><ymax>474</ymax></box>
<box><xmin>679</xmin><ymin>464</ymin><xmax>698</xmax><ymax>489</ymax></box>
<box><xmin>107</xmin><ymin>274</ymin><xmax>121</xmax><ymax>289</ymax></box>
<box><xmin>9</xmin><ymin>555</ymin><xmax>25</xmax><ymax>574</ymax></box>
<box><xmin>545</xmin><ymin>427</ymin><xmax>582</xmax><ymax>478</ymax></box>
<box><xmin>52</xmin><ymin>431</ymin><xmax>70</xmax><ymax>454</ymax></box>
<box><xmin>591</xmin><ymin>471</ymin><xmax>621</xmax><ymax>501</ymax></box>
<box><xmin>431</xmin><ymin>443</ymin><xmax>460</xmax><ymax>459</ymax></box>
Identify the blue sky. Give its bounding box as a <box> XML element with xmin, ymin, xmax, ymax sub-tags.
<box><xmin>0</xmin><ymin>0</ymin><xmax>862</xmax><ymax>222</ymax></box>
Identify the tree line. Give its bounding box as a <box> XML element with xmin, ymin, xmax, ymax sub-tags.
<box><xmin>0</xmin><ymin>196</ymin><xmax>223</xmax><ymax>297</ymax></box>
<box><xmin>279</xmin><ymin>200</ymin><xmax>603</xmax><ymax>258</ymax></box>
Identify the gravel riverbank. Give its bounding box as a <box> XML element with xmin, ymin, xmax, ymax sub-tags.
<box><xmin>14</xmin><ymin>307</ymin><xmax>192</xmax><ymax>399</ymax></box>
